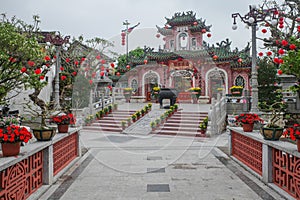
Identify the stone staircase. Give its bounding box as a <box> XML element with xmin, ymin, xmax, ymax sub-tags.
<box><xmin>153</xmin><ymin>111</ymin><xmax>208</xmax><ymax>137</ymax></box>
<box><xmin>83</xmin><ymin>110</ymin><xmax>136</xmax><ymax>133</ymax></box>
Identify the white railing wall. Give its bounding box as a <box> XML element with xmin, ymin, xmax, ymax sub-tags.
<box><xmin>207</xmin><ymin>93</ymin><xmax>227</xmax><ymax>136</ymax></box>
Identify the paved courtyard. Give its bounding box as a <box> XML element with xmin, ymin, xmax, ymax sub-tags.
<box><xmin>35</xmin><ymin>103</ymin><xmax>285</xmax><ymax>200</ymax></box>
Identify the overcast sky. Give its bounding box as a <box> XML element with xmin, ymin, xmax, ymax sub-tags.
<box><xmin>1</xmin><ymin>0</ymin><xmax>283</xmax><ymax>55</ymax></box>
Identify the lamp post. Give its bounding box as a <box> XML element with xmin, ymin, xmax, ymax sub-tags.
<box><xmin>232</xmin><ymin>5</ymin><xmax>278</xmax><ymax>113</ymax></box>
<box><xmin>45</xmin><ymin>32</ymin><xmax>70</xmax><ymax>109</ymax></box>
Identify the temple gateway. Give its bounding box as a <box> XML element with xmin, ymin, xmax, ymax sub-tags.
<box><xmin>115</xmin><ymin>11</ymin><xmax>252</xmax><ymax>103</ymax></box>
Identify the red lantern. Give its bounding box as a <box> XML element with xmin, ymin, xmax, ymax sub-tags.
<box><xmin>89</xmin><ymin>80</ymin><xmax>93</xmax><ymax>85</ymax></box>
<box><xmin>106</xmin><ymin>69</ymin><xmax>109</xmax><ymax>72</ymax></box>
<box><xmin>44</xmin><ymin>56</ymin><xmax>51</xmax><ymax>61</ymax></box>
<box><xmin>258</xmin><ymin>52</ymin><xmax>263</xmax><ymax>57</ymax></box>
<box><xmin>100</xmin><ymin>71</ymin><xmax>105</xmax><ymax>76</ymax></box>
<box><xmin>96</xmin><ymin>55</ymin><xmax>101</xmax><ymax>60</ymax></box>
<box><xmin>72</xmin><ymin>71</ymin><xmax>77</xmax><ymax>76</ymax></box>
<box><xmin>144</xmin><ymin>60</ymin><xmax>148</xmax><ymax>64</ymax></box>
<box><xmin>101</xmin><ymin>59</ymin><xmax>106</xmax><ymax>64</ymax></box>
<box><xmin>266</xmin><ymin>51</ymin><xmax>272</xmax><ymax>56</ymax></box>
<box><xmin>278</xmin><ymin>69</ymin><xmax>283</xmax><ymax>75</ymax></box>
<box><xmin>34</xmin><ymin>68</ymin><xmax>41</xmax><ymax>74</ymax></box>
<box><xmin>290</xmin><ymin>44</ymin><xmax>296</xmax><ymax>50</ymax></box>
<box><xmin>207</xmin><ymin>33</ymin><xmax>211</xmax><ymax>38</ymax></box>
<box><xmin>61</xmin><ymin>75</ymin><xmax>67</xmax><ymax>81</ymax></box>
<box><xmin>126</xmin><ymin>65</ymin><xmax>130</xmax><ymax>70</ymax></box>
<box><xmin>261</xmin><ymin>29</ymin><xmax>267</xmax><ymax>33</ymax></box>
<box><xmin>297</xmin><ymin>25</ymin><xmax>300</xmax><ymax>32</ymax></box>
<box><xmin>273</xmin><ymin>57</ymin><xmax>279</xmax><ymax>64</ymax></box>
<box><xmin>60</xmin><ymin>66</ymin><xmax>64</xmax><ymax>71</ymax></box>
<box><xmin>20</xmin><ymin>67</ymin><xmax>27</xmax><ymax>73</ymax></box>
<box><xmin>237</xmin><ymin>58</ymin><xmax>242</xmax><ymax>63</ymax></box>
<box><xmin>101</xmin><ymin>66</ymin><xmax>105</xmax><ymax>71</ymax></box>
<box><xmin>274</xmin><ymin>10</ymin><xmax>279</xmax><ymax>15</ymax></box>
<box><xmin>193</xmin><ymin>21</ymin><xmax>198</xmax><ymax>26</ymax></box>
<box><xmin>212</xmin><ymin>55</ymin><xmax>218</xmax><ymax>60</ymax></box>
<box><xmin>279</xmin><ymin>24</ymin><xmax>284</xmax><ymax>29</ymax></box>
<box><xmin>121</xmin><ymin>32</ymin><xmax>126</xmax><ymax>37</ymax></box>
<box><xmin>278</xmin><ymin>48</ymin><xmax>285</xmax><ymax>55</ymax></box>
<box><xmin>278</xmin><ymin>59</ymin><xmax>284</xmax><ymax>64</ymax></box>
<box><xmin>40</xmin><ymin>76</ymin><xmax>45</xmax><ymax>80</ymax></box>
<box><xmin>279</xmin><ymin>17</ymin><xmax>284</xmax><ymax>22</ymax></box>
<box><xmin>116</xmin><ymin>72</ymin><xmax>120</xmax><ymax>76</ymax></box>
<box><xmin>201</xmin><ymin>29</ymin><xmax>206</xmax><ymax>33</ymax></box>
<box><xmin>110</xmin><ymin>63</ymin><xmax>115</xmax><ymax>68</ymax></box>
<box><xmin>281</xmin><ymin>40</ymin><xmax>288</xmax><ymax>46</ymax></box>
<box><xmin>27</xmin><ymin>61</ymin><xmax>35</xmax><ymax>67</ymax></box>
<box><xmin>74</xmin><ymin>60</ymin><xmax>79</xmax><ymax>65</ymax></box>
<box><xmin>65</xmin><ymin>58</ymin><xmax>70</xmax><ymax>63</ymax></box>
<box><xmin>156</xmin><ymin>34</ymin><xmax>160</xmax><ymax>38</ymax></box>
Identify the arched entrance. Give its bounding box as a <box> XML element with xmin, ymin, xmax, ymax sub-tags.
<box><xmin>143</xmin><ymin>71</ymin><xmax>159</xmax><ymax>101</ymax></box>
<box><xmin>170</xmin><ymin>70</ymin><xmax>192</xmax><ymax>92</ymax></box>
<box><xmin>206</xmin><ymin>68</ymin><xmax>228</xmax><ymax>100</ymax></box>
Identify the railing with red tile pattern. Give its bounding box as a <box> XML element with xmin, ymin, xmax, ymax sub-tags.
<box><xmin>273</xmin><ymin>148</ymin><xmax>300</xmax><ymax>199</ymax></box>
<box><xmin>0</xmin><ymin>128</ymin><xmax>80</xmax><ymax>200</ymax></box>
<box><xmin>231</xmin><ymin>131</ymin><xmax>262</xmax><ymax>175</ymax></box>
<box><xmin>53</xmin><ymin>133</ymin><xmax>78</xmax><ymax>175</ymax></box>
<box><xmin>229</xmin><ymin>127</ymin><xmax>300</xmax><ymax>200</ymax></box>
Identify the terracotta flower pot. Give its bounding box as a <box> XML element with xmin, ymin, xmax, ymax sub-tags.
<box><xmin>57</xmin><ymin>124</ymin><xmax>69</xmax><ymax>133</ymax></box>
<box><xmin>242</xmin><ymin>123</ymin><xmax>254</xmax><ymax>132</ymax></box>
<box><xmin>1</xmin><ymin>142</ymin><xmax>21</xmax><ymax>157</ymax></box>
<box><xmin>297</xmin><ymin>139</ymin><xmax>300</xmax><ymax>152</ymax></box>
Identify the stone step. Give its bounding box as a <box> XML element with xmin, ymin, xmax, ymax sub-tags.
<box><xmin>158</xmin><ymin>126</ymin><xmax>199</xmax><ymax>132</ymax></box>
<box><xmin>163</xmin><ymin>122</ymin><xmax>200</xmax><ymax>128</ymax></box>
<box><xmin>168</xmin><ymin>116</ymin><xmax>206</xmax><ymax>121</ymax></box>
<box><xmin>83</xmin><ymin>126</ymin><xmax>122</xmax><ymax>132</ymax></box>
<box><xmin>92</xmin><ymin>123</ymin><xmax>121</xmax><ymax>128</ymax></box>
<box><xmin>166</xmin><ymin>119</ymin><xmax>202</xmax><ymax>124</ymax></box>
<box><xmin>152</xmin><ymin>130</ymin><xmax>206</xmax><ymax>137</ymax></box>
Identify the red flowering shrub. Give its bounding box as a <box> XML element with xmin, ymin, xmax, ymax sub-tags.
<box><xmin>235</xmin><ymin>113</ymin><xmax>264</xmax><ymax>124</ymax></box>
<box><xmin>51</xmin><ymin>113</ymin><xmax>76</xmax><ymax>125</ymax></box>
<box><xmin>283</xmin><ymin>124</ymin><xmax>300</xmax><ymax>141</ymax></box>
<box><xmin>0</xmin><ymin>125</ymin><xmax>32</xmax><ymax>143</ymax></box>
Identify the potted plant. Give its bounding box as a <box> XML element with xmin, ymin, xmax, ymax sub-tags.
<box><xmin>283</xmin><ymin>123</ymin><xmax>300</xmax><ymax>152</ymax></box>
<box><xmin>152</xmin><ymin>86</ymin><xmax>160</xmax><ymax>100</ymax></box>
<box><xmin>113</xmin><ymin>103</ymin><xmax>118</xmax><ymax>111</ymax></box>
<box><xmin>150</xmin><ymin>121</ymin><xmax>156</xmax><ymax>131</ymax></box>
<box><xmin>121</xmin><ymin>120</ymin><xmax>126</xmax><ymax>130</ymax></box>
<box><xmin>230</xmin><ymin>86</ymin><xmax>243</xmax><ymax>97</ymax></box>
<box><xmin>135</xmin><ymin>111</ymin><xmax>141</xmax><ymax>119</ymax></box>
<box><xmin>127</xmin><ymin>117</ymin><xmax>131</xmax><ymax>126</ymax></box>
<box><xmin>131</xmin><ymin>114</ymin><xmax>137</xmax><ymax>122</ymax></box>
<box><xmin>123</xmin><ymin>88</ymin><xmax>133</xmax><ymax>102</ymax></box>
<box><xmin>0</xmin><ymin>124</ymin><xmax>32</xmax><ymax>156</ymax></box>
<box><xmin>141</xmin><ymin>108</ymin><xmax>146</xmax><ymax>116</ymax></box>
<box><xmin>199</xmin><ymin>122</ymin><xmax>207</xmax><ymax>134</ymax></box>
<box><xmin>174</xmin><ymin>104</ymin><xmax>178</xmax><ymax>112</ymax></box>
<box><xmin>103</xmin><ymin>107</ymin><xmax>109</xmax><ymax>116</ymax></box>
<box><xmin>155</xmin><ymin>118</ymin><xmax>161</xmax><ymax>127</ymax></box>
<box><xmin>147</xmin><ymin>103</ymin><xmax>152</xmax><ymax>111</ymax></box>
<box><xmin>108</xmin><ymin>105</ymin><xmax>113</xmax><ymax>113</ymax></box>
<box><xmin>51</xmin><ymin>113</ymin><xmax>76</xmax><ymax>133</ymax></box>
<box><xmin>235</xmin><ymin>113</ymin><xmax>264</xmax><ymax>132</ymax></box>
<box><xmin>260</xmin><ymin>102</ymin><xmax>287</xmax><ymax>141</ymax></box>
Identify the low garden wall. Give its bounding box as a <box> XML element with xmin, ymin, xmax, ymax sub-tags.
<box><xmin>228</xmin><ymin>127</ymin><xmax>300</xmax><ymax>199</ymax></box>
<box><xmin>0</xmin><ymin>128</ymin><xmax>81</xmax><ymax>200</ymax></box>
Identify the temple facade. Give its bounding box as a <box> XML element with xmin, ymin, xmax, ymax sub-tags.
<box><xmin>115</xmin><ymin>11</ymin><xmax>252</xmax><ymax>103</ymax></box>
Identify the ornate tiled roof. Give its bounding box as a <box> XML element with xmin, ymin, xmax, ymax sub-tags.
<box><xmin>165</xmin><ymin>11</ymin><xmax>197</xmax><ymax>26</ymax></box>
<box><xmin>129</xmin><ymin>39</ymin><xmax>251</xmax><ymax>69</ymax></box>
<box><xmin>156</xmin><ymin>25</ymin><xmax>173</xmax><ymax>36</ymax></box>
<box><xmin>189</xmin><ymin>19</ymin><xmax>211</xmax><ymax>33</ymax></box>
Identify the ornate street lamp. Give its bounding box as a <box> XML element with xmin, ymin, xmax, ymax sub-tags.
<box><xmin>232</xmin><ymin>5</ymin><xmax>278</xmax><ymax>112</ymax></box>
<box><xmin>45</xmin><ymin>32</ymin><xmax>70</xmax><ymax>109</ymax></box>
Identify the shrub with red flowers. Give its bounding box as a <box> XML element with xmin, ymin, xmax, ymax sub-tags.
<box><xmin>235</xmin><ymin>113</ymin><xmax>264</xmax><ymax>124</ymax></box>
<box><xmin>0</xmin><ymin>125</ymin><xmax>32</xmax><ymax>143</ymax></box>
<box><xmin>51</xmin><ymin>113</ymin><xmax>76</xmax><ymax>125</ymax></box>
<box><xmin>283</xmin><ymin>124</ymin><xmax>300</xmax><ymax>141</ymax></box>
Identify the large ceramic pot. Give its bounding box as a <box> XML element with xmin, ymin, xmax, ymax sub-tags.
<box><xmin>260</xmin><ymin>127</ymin><xmax>284</xmax><ymax>141</ymax></box>
<box><xmin>32</xmin><ymin>128</ymin><xmax>56</xmax><ymax>141</ymax></box>
<box><xmin>1</xmin><ymin>142</ymin><xmax>21</xmax><ymax>157</ymax></box>
<box><xmin>242</xmin><ymin>123</ymin><xmax>254</xmax><ymax>132</ymax></box>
